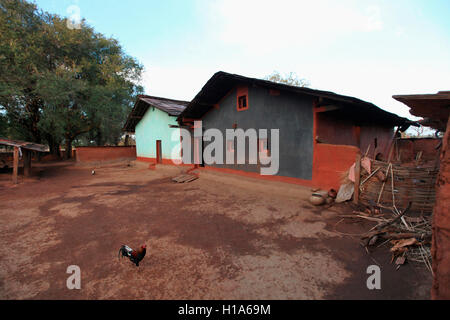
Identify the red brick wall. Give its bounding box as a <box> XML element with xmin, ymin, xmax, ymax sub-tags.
<box><xmin>396</xmin><ymin>138</ymin><xmax>441</xmax><ymax>162</ymax></box>
<box><xmin>76</xmin><ymin>146</ymin><xmax>136</xmax><ymax>162</ymax></box>
<box><xmin>432</xmin><ymin>117</ymin><xmax>450</xmax><ymax>299</ymax></box>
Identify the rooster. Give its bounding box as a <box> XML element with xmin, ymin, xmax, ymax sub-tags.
<box><xmin>118</xmin><ymin>244</ymin><xmax>147</xmax><ymax>266</ymax></box>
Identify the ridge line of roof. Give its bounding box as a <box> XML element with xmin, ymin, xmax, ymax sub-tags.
<box><xmin>181</xmin><ymin>71</ymin><xmax>409</xmax><ymax>123</ymax></box>
<box><xmin>213</xmin><ymin>71</ymin><xmax>391</xmax><ymax>110</ymax></box>
<box><xmin>138</xmin><ymin>95</ymin><xmax>190</xmax><ymax>104</ymax></box>
<box><xmin>123</xmin><ymin>94</ymin><xmax>189</xmax><ymax>132</ymax></box>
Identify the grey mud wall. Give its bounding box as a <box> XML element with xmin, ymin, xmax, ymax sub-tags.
<box><xmin>199</xmin><ymin>84</ymin><xmax>314</xmax><ymax>180</ymax></box>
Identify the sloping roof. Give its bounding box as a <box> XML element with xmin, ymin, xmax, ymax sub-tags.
<box><xmin>393</xmin><ymin>91</ymin><xmax>450</xmax><ymax>131</ymax></box>
<box><xmin>179</xmin><ymin>71</ymin><xmax>411</xmax><ymax>127</ymax></box>
<box><xmin>123</xmin><ymin>95</ymin><xmax>189</xmax><ymax>133</ymax></box>
<box><xmin>0</xmin><ymin>138</ymin><xmax>48</xmax><ymax>152</ymax></box>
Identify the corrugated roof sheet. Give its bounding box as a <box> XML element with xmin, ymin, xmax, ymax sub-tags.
<box><xmin>0</xmin><ymin>138</ymin><xmax>49</xmax><ymax>152</ymax></box>
<box><xmin>179</xmin><ymin>71</ymin><xmax>412</xmax><ymax>127</ymax></box>
<box><xmin>123</xmin><ymin>95</ymin><xmax>189</xmax><ymax>132</ymax></box>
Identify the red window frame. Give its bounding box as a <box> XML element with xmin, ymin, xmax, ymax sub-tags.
<box><xmin>236</xmin><ymin>86</ymin><xmax>249</xmax><ymax>111</ymax></box>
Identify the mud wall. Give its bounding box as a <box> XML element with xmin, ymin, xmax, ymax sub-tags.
<box><xmin>201</xmin><ymin>85</ymin><xmax>314</xmax><ymax>180</ymax></box>
<box><xmin>432</xmin><ymin>117</ymin><xmax>450</xmax><ymax>299</ymax></box>
<box><xmin>359</xmin><ymin>125</ymin><xmax>393</xmax><ymax>160</ymax></box>
<box><xmin>316</xmin><ymin>111</ymin><xmax>394</xmax><ymax>160</ymax></box>
<box><xmin>76</xmin><ymin>146</ymin><xmax>136</xmax><ymax>162</ymax></box>
<box><xmin>312</xmin><ymin>143</ymin><xmax>360</xmax><ymax>190</ymax></box>
<box><xmin>135</xmin><ymin>107</ymin><xmax>181</xmax><ymax>161</ymax></box>
<box><xmin>396</xmin><ymin>138</ymin><xmax>441</xmax><ymax>163</ymax></box>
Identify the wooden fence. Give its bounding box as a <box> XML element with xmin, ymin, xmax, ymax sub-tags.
<box><xmin>359</xmin><ymin>159</ymin><xmax>438</xmax><ymax>215</ymax></box>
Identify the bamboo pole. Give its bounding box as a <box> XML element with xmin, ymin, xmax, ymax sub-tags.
<box><xmin>354</xmin><ymin>153</ymin><xmax>361</xmax><ymax>204</ymax></box>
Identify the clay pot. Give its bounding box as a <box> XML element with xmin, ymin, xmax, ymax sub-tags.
<box><xmin>328</xmin><ymin>189</ymin><xmax>338</xmax><ymax>199</ymax></box>
<box><xmin>310</xmin><ymin>194</ymin><xmax>326</xmax><ymax>206</ymax></box>
<box><xmin>316</xmin><ymin>190</ymin><xmax>329</xmax><ymax>198</ymax></box>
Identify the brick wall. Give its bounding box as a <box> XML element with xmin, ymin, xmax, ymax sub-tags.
<box><xmin>76</xmin><ymin>146</ymin><xmax>136</xmax><ymax>162</ymax></box>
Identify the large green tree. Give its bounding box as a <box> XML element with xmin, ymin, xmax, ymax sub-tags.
<box><xmin>0</xmin><ymin>0</ymin><xmax>143</xmax><ymax>158</ymax></box>
<box><xmin>0</xmin><ymin>0</ymin><xmax>46</xmax><ymax>142</ymax></box>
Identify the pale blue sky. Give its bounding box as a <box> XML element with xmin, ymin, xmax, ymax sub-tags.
<box><xmin>33</xmin><ymin>0</ymin><xmax>450</xmax><ymax>119</ymax></box>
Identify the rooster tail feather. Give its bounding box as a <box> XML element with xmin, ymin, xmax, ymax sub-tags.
<box><xmin>118</xmin><ymin>245</ymin><xmax>127</xmax><ymax>260</ymax></box>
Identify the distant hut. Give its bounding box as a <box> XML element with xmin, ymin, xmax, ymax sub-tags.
<box><xmin>124</xmin><ymin>95</ymin><xmax>189</xmax><ymax>164</ymax></box>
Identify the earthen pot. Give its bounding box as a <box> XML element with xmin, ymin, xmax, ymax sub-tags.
<box><xmin>328</xmin><ymin>189</ymin><xmax>338</xmax><ymax>199</ymax></box>
<box><xmin>310</xmin><ymin>194</ymin><xmax>326</xmax><ymax>206</ymax></box>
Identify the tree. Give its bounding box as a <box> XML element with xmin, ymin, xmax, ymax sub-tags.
<box><xmin>0</xmin><ymin>0</ymin><xmax>143</xmax><ymax>158</ymax></box>
<box><xmin>35</xmin><ymin>14</ymin><xmax>143</xmax><ymax>157</ymax></box>
<box><xmin>0</xmin><ymin>0</ymin><xmax>47</xmax><ymax>143</ymax></box>
<box><xmin>0</xmin><ymin>112</ymin><xmax>8</xmax><ymax>137</ymax></box>
<box><xmin>265</xmin><ymin>71</ymin><xmax>310</xmax><ymax>87</ymax></box>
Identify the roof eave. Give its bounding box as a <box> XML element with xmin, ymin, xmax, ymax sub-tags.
<box><xmin>124</xmin><ymin>95</ymin><xmax>189</xmax><ymax>132</ymax></box>
<box><xmin>180</xmin><ymin>71</ymin><xmax>410</xmax><ymax>127</ymax></box>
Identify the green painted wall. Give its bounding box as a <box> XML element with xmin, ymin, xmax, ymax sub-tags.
<box><xmin>135</xmin><ymin>106</ymin><xmax>181</xmax><ymax>160</ymax></box>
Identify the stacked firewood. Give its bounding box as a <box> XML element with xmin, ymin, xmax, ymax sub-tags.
<box><xmin>344</xmin><ymin>202</ymin><xmax>433</xmax><ymax>272</ymax></box>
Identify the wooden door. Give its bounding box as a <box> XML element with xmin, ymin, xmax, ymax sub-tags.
<box><xmin>156</xmin><ymin>140</ymin><xmax>162</xmax><ymax>164</ymax></box>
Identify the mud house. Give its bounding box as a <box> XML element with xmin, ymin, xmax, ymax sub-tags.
<box><xmin>178</xmin><ymin>72</ymin><xmax>413</xmax><ymax>189</ymax></box>
<box><xmin>123</xmin><ymin>95</ymin><xmax>189</xmax><ymax>164</ymax></box>
<box><xmin>393</xmin><ymin>91</ymin><xmax>450</xmax><ymax>300</ymax></box>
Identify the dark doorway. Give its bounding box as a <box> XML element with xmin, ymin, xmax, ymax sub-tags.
<box><xmin>156</xmin><ymin>140</ymin><xmax>162</xmax><ymax>164</ymax></box>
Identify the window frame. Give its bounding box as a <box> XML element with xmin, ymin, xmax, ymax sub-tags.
<box><xmin>236</xmin><ymin>85</ymin><xmax>249</xmax><ymax>112</ymax></box>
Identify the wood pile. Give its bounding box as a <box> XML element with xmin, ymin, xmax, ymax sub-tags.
<box><xmin>338</xmin><ymin>202</ymin><xmax>433</xmax><ymax>272</ymax></box>
<box><xmin>340</xmin><ymin>153</ymin><xmax>438</xmax><ymax>272</ymax></box>
<box><xmin>172</xmin><ymin>174</ymin><xmax>198</xmax><ymax>183</ymax></box>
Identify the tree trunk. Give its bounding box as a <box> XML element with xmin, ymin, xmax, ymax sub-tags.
<box><xmin>95</xmin><ymin>130</ymin><xmax>103</xmax><ymax>146</ymax></box>
<box><xmin>47</xmin><ymin>134</ymin><xmax>61</xmax><ymax>158</ymax></box>
<box><xmin>49</xmin><ymin>142</ymin><xmax>61</xmax><ymax>157</ymax></box>
<box><xmin>25</xmin><ymin>95</ymin><xmax>42</xmax><ymax>144</ymax></box>
<box><xmin>65</xmin><ymin>139</ymin><xmax>73</xmax><ymax>160</ymax></box>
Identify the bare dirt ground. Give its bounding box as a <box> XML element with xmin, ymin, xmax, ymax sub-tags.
<box><xmin>0</xmin><ymin>160</ymin><xmax>432</xmax><ymax>300</ymax></box>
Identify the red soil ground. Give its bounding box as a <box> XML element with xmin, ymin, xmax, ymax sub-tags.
<box><xmin>0</xmin><ymin>161</ymin><xmax>431</xmax><ymax>299</ymax></box>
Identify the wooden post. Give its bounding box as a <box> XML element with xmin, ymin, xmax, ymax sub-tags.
<box><xmin>353</xmin><ymin>153</ymin><xmax>361</xmax><ymax>204</ymax></box>
<box><xmin>23</xmin><ymin>149</ymin><xmax>31</xmax><ymax>177</ymax></box>
<box><xmin>12</xmin><ymin>146</ymin><xmax>19</xmax><ymax>184</ymax></box>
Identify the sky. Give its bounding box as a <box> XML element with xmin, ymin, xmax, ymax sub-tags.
<box><xmin>33</xmin><ymin>0</ymin><xmax>450</xmax><ymax>120</ymax></box>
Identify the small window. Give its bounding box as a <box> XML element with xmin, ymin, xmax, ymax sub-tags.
<box><xmin>238</xmin><ymin>95</ymin><xmax>247</xmax><ymax>110</ymax></box>
<box><xmin>236</xmin><ymin>86</ymin><xmax>249</xmax><ymax>111</ymax></box>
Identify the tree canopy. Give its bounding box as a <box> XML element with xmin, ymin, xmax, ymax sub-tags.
<box><xmin>265</xmin><ymin>71</ymin><xmax>310</xmax><ymax>88</ymax></box>
<box><xmin>0</xmin><ymin>0</ymin><xmax>143</xmax><ymax>157</ymax></box>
